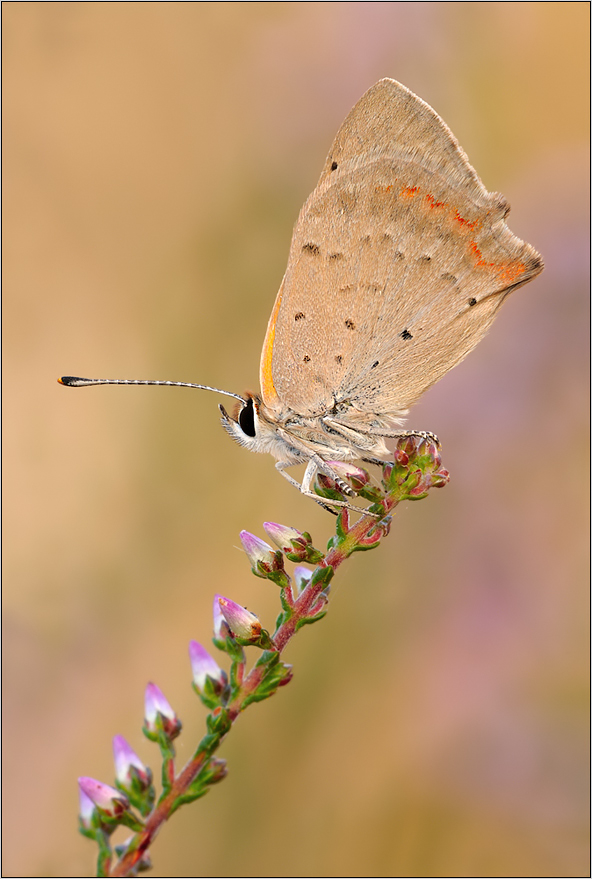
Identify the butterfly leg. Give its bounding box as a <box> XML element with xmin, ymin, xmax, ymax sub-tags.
<box><xmin>321</xmin><ymin>416</ymin><xmax>439</xmax><ymax>449</ymax></box>
<box><xmin>275</xmin><ymin>461</ymin><xmax>338</xmax><ymax>515</ymax></box>
<box><xmin>395</xmin><ymin>429</ymin><xmax>440</xmax><ymax>446</ymax></box>
<box><xmin>367</xmin><ymin>429</ymin><xmax>440</xmax><ymax>446</ymax></box>
<box><xmin>302</xmin><ymin>460</ymin><xmax>381</xmax><ymax>517</ymax></box>
<box><xmin>275</xmin><ymin>460</ymin><xmax>379</xmax><ymax>517</ymax></box>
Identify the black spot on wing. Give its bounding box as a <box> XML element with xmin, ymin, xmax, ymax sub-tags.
<box><xmin>400</xmin><ymin>329</ymin><xmax>413</xmax><ymax>340</ymax></box>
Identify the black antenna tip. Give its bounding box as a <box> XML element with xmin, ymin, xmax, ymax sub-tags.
<box><xmin>58</xmin><ymin>376</ymin><xmax>87</xmax><ymax>386</ymax></box>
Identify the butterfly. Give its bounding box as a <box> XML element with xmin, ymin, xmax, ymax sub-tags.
<box><xmin>60</xmin><ymin>79</ymin><xmax>543</xmax><ymax>512</ymax></box>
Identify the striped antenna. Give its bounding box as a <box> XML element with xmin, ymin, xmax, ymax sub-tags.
<box><xmin>58</xmin><ymin>376</ymin><xmax>246</xmax><ymax>403</ymax></box>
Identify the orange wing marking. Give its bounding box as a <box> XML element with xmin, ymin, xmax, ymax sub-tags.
<box><xmin>260</xmin><ymin>288</ymin><xmax>282</xmax><ymax>406</ymax></box>
<box><xmin>401</xmin><ymin>186</ymin><xmax>526</xmax><ymax>285</ymax></box>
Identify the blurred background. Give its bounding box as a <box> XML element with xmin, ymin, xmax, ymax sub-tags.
<box><xmin>3</xmin><ymin>3</ymin><xmax>589</xmax><ymax>877</ymax></box>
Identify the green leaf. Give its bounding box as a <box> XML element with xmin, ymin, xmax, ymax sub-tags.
<box><xmin>206</xmin><ymin>708</ymin><xmax>232</xmax><ymax>737</ymax></box>
<box><xmin>229</xmin><ymin>658</ymin><xmax>244</xmax><ymax>695</ymax></box>
<box><xmin>310</xmin><ymin>565</ymin><xmax>334</xmax><ymax>588</ymax></box>
<box><xmin>335</xmin><ymin>510</ymin><xmax>348</xmax><ymax>540</ymax></box>
<box><xmin>171</xmin><ymin>787</ymin><xmax>210</xmax><ymax>810</ymax></box>
<box><xmin>115</xmin><ymin>770</ymin><xmax>155</xmax><ymax>818</ymax></box>
<box><xmin>192</xmin><ymin>674</ymin><xmax>227</xmax><ymax>711</ymax></box>
<box><xmin>279</xmin><ymin>589</ymin><xmax>293</xmax><ymax>616</ymax></box>
<box><xmin>294</xmin><ymin>610</ymin><xmax>327</xmax><ymax>630</ymax></box>
<box><xmin>242</xmin><ymin>659</ymin><xmax>293</xmax><ymax>707</ymax></box>
<box><xmin>223</xmin><ymin>636</ymin><xmax>246</xmax><ymax>664</ymax></box>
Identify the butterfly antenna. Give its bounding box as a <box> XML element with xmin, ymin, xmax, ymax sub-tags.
<box><xmin>58</xmin><ymin>376</ymin><xmax>246</xmax><ymax>403</ymax></box>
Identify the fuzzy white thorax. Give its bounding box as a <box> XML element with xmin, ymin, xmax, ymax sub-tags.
<box><xmin>219</xmin><ymin>393</ymin><xmax>405</xmax><ymax>467</ymax></box>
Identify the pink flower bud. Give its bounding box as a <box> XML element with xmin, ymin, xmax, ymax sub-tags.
<box><xmin>206</xmin><ymin>756</ymin><xmax>228</xmax><ymax>784</ymax></box>
<box><xmin>326</xmin><ymin>460</ymin><xmax>370</xmax><ymax>487</ymax></box>
<box><xmin>239</xmin><ymin>530</ymin><xmax>276</xmax><ymax>569</ymax></box>
<box><xmin>432</xmin><ymin>467</ymin><xmax>450</xmax><ymax>488</ymax></box>
<box><xmin>78</xmin><ymin>785</ymin><xmax>96</xmax><ymax>829</ymax></box>
<box><xmin>393</xmin><ymin>448</ymin><xmax>409</xmax><ymax>466</ymax></box>
<box><xmin>213</xmin><ymin>593</ymin><xmax>230</xmax><ymax>639</ymax></box>
<box><xmin>263</xmin><ymin>522</ymin><xmax>303</xmax><ymax>552</ymax></box>
<box><xmin>144</xmin><ymin>682</ymin><xmax>181</xmax><ymax>738</ymax></box>
<box><xmin>112</xmin><ymin>735</ymin><xmax>151</xmax><ymax>789</ymax></box>
<box><xmin>293</xmin><ymin>565</ymin><xmax>312</xmax><ymax>597</ymax></box>
<box><xmin>78</xmin><ymin>776</ymin><xmax>129</xmax><ymax>818</ymax></box>
<box><xmin>189</xmin><ymin>640</ymin><xmax>226</xmax><ymax>691</ymax></box>
<box><xmin>217</xmin><ymin>596</ymin><xmax>262</xmax><ymax>641</ymax></box>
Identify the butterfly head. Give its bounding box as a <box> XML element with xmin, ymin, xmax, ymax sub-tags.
<box><xmin>219</xmin><ymin>392</ymin><xmax>301</xmax><ymax>463</ymax></box>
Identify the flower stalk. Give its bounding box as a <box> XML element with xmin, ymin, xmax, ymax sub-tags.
<box><xmin>78</xmin><ymin>437</ymin><xmax>448</xmax><ymax>877</ymax></box>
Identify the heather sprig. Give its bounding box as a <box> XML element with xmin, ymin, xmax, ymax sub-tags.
<box><xmin>78</xmin><ymin>437</ymin><xmax>448</xmax><ymax>877</ymax></box>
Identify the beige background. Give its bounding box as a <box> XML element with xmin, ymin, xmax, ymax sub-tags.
<box><xmin>3</xmin><ymin>3</ymin><xmax>589</xmax><ymax>877</ymax></box>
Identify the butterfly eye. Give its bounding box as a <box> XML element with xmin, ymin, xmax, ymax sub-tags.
<box><xmin>238</xmin><ymin>398</ymin><xmax>256</xmax><ymax>438</ymax></box>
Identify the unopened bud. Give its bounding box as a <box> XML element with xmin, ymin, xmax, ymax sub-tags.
<box><xmin>113</xmin><ymin>735</ymin><xmax>152</xmax><ymax>791</ymax></box>
<box><xmin>78</xmin><ymin>785</ymin><xmax>96</xmax><ymax>830</ymax></box>
<box><xmin>326</xmin><ymin>460</ymin><xmax>370</xmax><ymax>489</ymax></box>
<box><xmin>144</xmin><ymin>682</ymin><xmax>181</xmax><ymax>740</ymax></box>
<box><xmin>263</xmin><ymin>522</ymin><xmax>304</xmax><ymax>552</ymax></box>
<box><xmin>78</xmin><ymin>776</ymin><xmax>129</xmax><ymax>818</ymax></box>
<box><xmin>204</xmin><ymin>756</ymin><xmax>228</xmax><ymax>785</ymax></box>
<box><xmin>189</xmin><ymin>640</ymin><xmax>226</xmax><ymax>692</ymax></box>
<box><xmin>212</xmin><ymin>592</ymin><xmax>230</xmax><ymax>640</ymax></box>
<box><xmin>217</xmin><ymin>596</ymin><xmax>262</xmax><ymax>641</ymax></box>
<box><xmin>393</xmin><ymin>448</ymin><xmax>409</xmax><ymax>466</ymax></box>
<box><xmin>263</xmin><ymin>522</ymin><xmax>324</xmax><ymax>564</ymax></box>
<box><xmin>293</xmin><ymin>565</ymin><xmax>312</xmax><ymax>597</ymax></box>
<box><xmin>239</xmin><ymin>531</ymin><xmax>276</xmax><ymax>568</ymax></box>
<box><xmin>239</xmin><ymin>530</ymin><xmax>287</xmax><ymax>583</ymax></box>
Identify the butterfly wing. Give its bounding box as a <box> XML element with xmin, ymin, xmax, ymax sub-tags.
<box><xmin>260</xmin><ymin>78</ymin><xmax>543</xmax><ymax>419</ymax></box>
